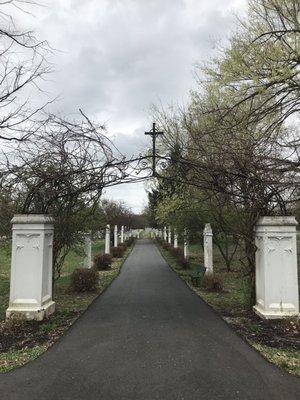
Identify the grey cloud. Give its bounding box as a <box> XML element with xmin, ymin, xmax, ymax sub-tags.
<box><xmin>19</xmin><ymin>0</ymin><xmax>247</xmax><ymax>211</ymax></box>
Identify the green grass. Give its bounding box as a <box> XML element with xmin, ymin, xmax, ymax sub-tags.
<box><xmin>0</xmin><ymin>239</ymin><xmax>132</xmax><ymax>373</ymax></box>
<box><xmin>0</xmin><ymin>242</ymin><xmax>12</xmax><ymax>320</ymax></box>
<box><xmin>0</xmin><ymin>345</ymin><xmax>47</xmax><ymax>373</ymax></box>
<box><xmin>162</xmin><ymin>245</ymin><xmax>251</xmax><ymax>314</ymax></box>
<box><xmin>59</xmin><ymin>240</ymin><xmax>105</xmax><ymax>276</ymax></box>
<box><xmin>252</xmin><ymin>344</ymin><xmax>300</xmax><ymax>376</ymax></box>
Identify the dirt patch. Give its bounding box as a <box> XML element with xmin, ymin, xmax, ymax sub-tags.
<box><xmin>223</xmin><ymin>312</ymin><xmax>300</xmax><ymax>350</ymax></box>
<box><xmin>0</xmin><ymin>311</ymin><xmax>79</xmax><ymax>353</ymax></box>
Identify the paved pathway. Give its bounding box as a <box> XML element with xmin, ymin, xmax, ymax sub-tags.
<box><xmin>0</xmin><ymin>239</ymin><xmax>299</xmax><ymax>399</ymax></box>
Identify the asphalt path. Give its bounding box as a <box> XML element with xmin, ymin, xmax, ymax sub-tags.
<box><xmin>0</xmin><ymin>239</ymin><xmax>299</xmax><ymax>399</ymax></box>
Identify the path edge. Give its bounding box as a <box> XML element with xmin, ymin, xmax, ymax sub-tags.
<box><xmin>154</xmin><ymin>240</ymin><xmax>300</xmax><ymax>382</ymax></box>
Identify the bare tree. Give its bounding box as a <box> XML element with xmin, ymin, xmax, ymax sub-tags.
<box><xmin>0</xmin><ymin>110</ymin><xmax>132</xmax><ymax>277</ymax></box>
<box><xmin>0</xmin><ymin>0</ymin><xmax>52</xmax><ymax>142</ymax></box>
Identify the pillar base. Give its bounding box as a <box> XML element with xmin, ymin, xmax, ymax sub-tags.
<box><xmin>253</xmin><ymin>305</ymin><xmax>299</xmax><ymax>320</ymax></box>
<box><xmin>6</xmin><ymin>300</ymin><xmax>55</xmax><ymax>321</ymax></box>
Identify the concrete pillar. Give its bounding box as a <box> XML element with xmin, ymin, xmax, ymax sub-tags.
<box><xmin>204</xmin><ymin>223</ymin><xmax>213</xmax><ymax>275</ymax></box>
<box><xmin>168</xmin><ymin>226</ymin><xmax>172</xmax><ymax>245</ymax></box>
<box><xmin>105</xmin><ymin>224</ymin><xmax>110</xmax><ymax>254</ymax></box>
<box><xmin>174</xmin><ymin>229</ymin><xmax>178</xmax><ymax>249</ymax></box>
<box><xmin>6</xmin><ymin>214</ymin><xmax>55</xmax><ymax>321</ymax></box>
<box><xmin>84</xmin><ymin>232</ymin><xmax>92</xmax><ymax>269</ymax></box>
<box><xmin>121</xmin><ymin>225</ymin><xmax>124</xmax><ymax>244</ymax></box>
<box><xmin>163</xmin><ymin>226</ymin><xmax>167</xmax><ymax>241</ymax></box>
<box><xmin>184</xmin><ymin>229</ymin><xmax>189</xmax><ymax>260</ymax></box>
<box><xmin>253</xmin><ymin>216</ymin><xmax>299</xmax><ymax>319</ymax></box>
<box><xmin>114</xmin><ymin>225</ymin><xmax>118</xmax><ymax>247</ymax></box>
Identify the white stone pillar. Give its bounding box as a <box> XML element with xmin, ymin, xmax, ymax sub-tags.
<box><xmin>174</xmin><ymin>229</ymin><xmax>178</xmax><ymax>249</ymax></box>
<box><xmin>84</xmin><ymin>232</ymin><xmax>92</xmax><ymax>269</ymax></box>
<box><xmin>105</xmin><ymin>224</ymin><xmax>110</xmax><ymax>254</ymax></box>
<box><xmin>253</xmin><ymin>216</ymin><xmax>299</xmax><ymax>319</ymax></box>
<box><xmin>114</xmin><ymin>225</ymin><xmax>118</xmax><ymax>247</ymax></box>
<box><xmin>204</xmin><ymin>223</ymin><xmax>213</xmax><ymax>275</ymax></box>
<box><xmin>163</xmin><ymin>226</ymin><xmax>167</xmax><ymax>241</ymax></box>
<box><xmin>6</xmin><ymin>214</ymin><xmax>56</xmax><ymax>321</ymax></box>
<box><xmin>168</xmin><ymin>226</ymin><xmax>172</xmax><ymax>245</ymax></box>
<box><xmin>121</xmin><ymin>225</ymin><xmax>124</xmax><ymax>244</ymax></box>
<box><xmin>183</xmin><ymin>229</ymin><xmax>189</xmax><ymax>260</ymax></box>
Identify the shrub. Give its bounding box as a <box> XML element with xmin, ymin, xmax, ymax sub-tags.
<box><xmin>162</xmin><ymin>242</ymin><xmax>171</xmax><ymax>251</ymax></box>
<box><xmin>179</xmin><ymin>256</ymin><xmax>190</xmax><ymax>270</ymax></box>
<box><xmin>171</xmin><ymin>247</ymin><xmax>180</xmax><ymax>258</ymax></box>
<box><xmin>0</xmin><ymin>319</ymin><xmax>41</xmax><ymax>352</ymax></box>
<box><xmin>94</xmin><ymin>253</ymin><xmax>112</xmax><ymax>270</ymax></box>
<box><xmin>125</xmin><ymin>237</ymin><xmax>135</xmax><ymax>246</ymax></box>
<box><xmin>175</xmin><ymin>248</ymin><xmax>184</xmax><ymax>261</ymax></box>
<box><xmin>111</xmin><ymin>246</ymin><xmax>123</xmax><ymax>258</ymax></box>
<box><xmin>201</xmin><ymin>274</ymin><xmax>223</xmax><ymax>292</ymax></box>
<box><xmin>118</xmin><ymin>243</ymin><xmax>127</xmax><ymax>253</ymax></box>
<box><xmin>69</xmin><ymin>268</ymin><xmax>98</xmax><ymax>293</ymax></box>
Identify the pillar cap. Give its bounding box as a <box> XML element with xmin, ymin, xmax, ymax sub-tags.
<box><xmin>11</xmin><ymin>214</ymin><xmax>54</xmax><ymax>224</ymax></box>
<box><xmin>256</xmin><ymin>216</ymin><xmax>298</xmax><ymax>227</ymax></box>
<box><xmin>204</xmin><ymin>223</ymin><xmax>212</xmax><ymax>233</ymax></box>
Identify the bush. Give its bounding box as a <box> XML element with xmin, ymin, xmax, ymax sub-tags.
<box><xmin>69</xmin><ymin>268</ymin><xmax>98</xmax><ymax>293</ymax></box>
<box><xmin>179</xmin><ymin>256</ymin><xmax>190</xmax><ymax>269</ymax></box>
<box><xmin>0</xmin><ymin>319</ymin><xmax>41</xmax><ymax>352</ymax></box>
<box><xmin>118</xmin><ymin>243</ymin><xmax>127</xmax><ymax>253</ymax></box>
<box><xmin>111</xmin><ymin>246</ymin><xmax>123</xmax><ymax>258</ymax></box>
<box><xmin>162</xmin><ymin>242</ymin><xmax>171</xmax><ymax>251</ymax></box>
<box><xmin>94</xmin><ymin>253</ymin><xmax>112</xmax><ymax>270</ymax></box>
<box><xmin>125</xmin><ymin>237</ymin><xmax>135</xmax><ymax>246</ymax></box>
<box><xmin>201</xmin><ymin>274</ymin><xmax>223</xmax><ymax>292</ymax></box>
<box><xmin>171</xmin><ymin>247</ymin><xmax>180</xmax><ymax>258</ymax></box>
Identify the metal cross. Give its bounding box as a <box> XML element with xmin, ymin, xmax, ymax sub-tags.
<box><xmin>145</xmin><ymin>122</ymin><xmax>163</xmax><ymax>177</ymax></box>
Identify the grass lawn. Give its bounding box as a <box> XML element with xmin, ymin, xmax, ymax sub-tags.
<box><xmin>0</xmin><ymin>239</ymin><xmax>133</xmax><ymax>372</ymax></box>
<box><xmin>157</xmin><ymin>240</ymin><xmax>300</xmax><ymax>377</ymax></box>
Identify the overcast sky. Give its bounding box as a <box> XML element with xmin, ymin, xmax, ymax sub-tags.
<box><xmin>16</xmin><ymin>0</ymin><xmax>247</xmax><ymax>212</ymax></box>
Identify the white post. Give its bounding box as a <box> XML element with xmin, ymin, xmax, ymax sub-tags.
<box><xmin>168</xmin><ymin>226</ymin><xmax>172</xmax><ymax>245</ymax></box>
<box><xmin>6</xmin><ymin>214</ymin><xmax>56</xmax><ymax>321</ymax></box>
<box><xmin>84</xmin><ymin>232</ymin><xmax>92</xmax><ymax>269</ymax></box>
<box><xmin>114</xmin><ymin>225</ymin><xmax>118</xmax><ymax>247</ymax></box>
<box><xmin>183</xmin><ymin>229</ymin><xmax>189</xmax><ymax>260</ymax></box>
<box><xmin>105</xmin><ymin>224</ymin><xmax>110</xmax><ymax>254</ymax></box>
<box><xmin>204</xmin><ymin>223</ymin><xmax>213</xmax><ymax>275</ymax></box>
<box><xmin>174</xmin><ymin>229</ymin><xmax>178</xmax><ymax>249</ymax></box>
<box><xmin>253</xmin><ymin>216</ymin><xmax>299</xmax><ymax>319</ymax></box>
<box><xmin>163</xmin><ymin>226</ymin><xmax>167</xmax><ymax>241</ymax></box>
<box><xmin>121</xmin><ymin>225</ymin><xmax>124</xmax><ymax>244</ymax></box>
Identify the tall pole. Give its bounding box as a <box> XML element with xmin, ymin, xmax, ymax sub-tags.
<box><xmin>145</xmin><ymin>122</ymin><xmax>163</xmax><ymax>177</ymax></box>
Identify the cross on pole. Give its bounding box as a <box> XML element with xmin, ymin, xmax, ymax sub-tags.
<box><xmin>145</xmin><ymin>122</ymin><xmax>163</xmax><ymax>177</ymax></box>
